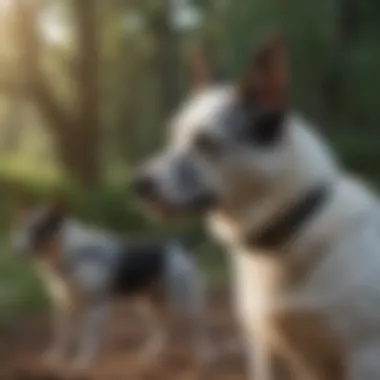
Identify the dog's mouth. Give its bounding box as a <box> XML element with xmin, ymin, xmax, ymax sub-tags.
<box><xmin>140</xmin><ymin>193</ymin><xmax>217</xmax><ymax>220</ymax></box>
<box><xmin>131</xmin><ymin>172</ymin><xmax>217</xmax><ymax>218</ymax></box>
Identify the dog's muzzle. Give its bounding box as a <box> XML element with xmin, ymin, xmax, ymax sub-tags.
<box><xmin>131</xmin><ymin>173</ymin><xmax>217</xmax><ymax>216</ymax></box>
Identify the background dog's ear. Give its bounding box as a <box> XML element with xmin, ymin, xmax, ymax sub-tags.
<box><xmin>240</xmin><ymin>31</ymin><xmax>289</xmax><ymax>109</ymax></box>
<box><xmin>186</xmin><ymin>40</ymin><xmax>216</xmax><ymax>91</ymax></box>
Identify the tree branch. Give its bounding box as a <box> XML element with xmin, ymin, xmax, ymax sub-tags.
<box><xmin>74</xmin><ymin>0</ymin><xmax>99</xmax><ymax>126</ymax></box>
<box><xmin>15</xmin><ymin>0</ymin><xmax>70</xmax><ymax>132</ymax></box>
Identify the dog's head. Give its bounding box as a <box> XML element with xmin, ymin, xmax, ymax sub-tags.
<box><xmin>133</xmin><ymin>33</ymin><xmax>294</xmax><ymax>218</ymax></box>
<box><xmin>11</xmin><ymin>196</ymin><xmax>67</xmax><ymax>257</ymax></box>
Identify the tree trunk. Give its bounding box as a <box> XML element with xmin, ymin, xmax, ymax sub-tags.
<box><xmin>0</xmin><ymin>96</ymin><xmax>25</xmax><ymax>153</ymax></box>
<box><xmin>322</xmin><ymin>0</ymin><xmax>358</xmax><ymax>118</ymax></box>
<box><xmin>72</xmin><ymin>0</ymin><xmax>101</xmax><ymax>185</ymax></box>
<box><xmin>8</xmin><ymin>0</ymin><xmax>101</xmax><ymax>187</ymax></box>
<box><xmin>151</xmin><ymin>1</ymin><xmax>180</xmax><ymax>123</ymax></box>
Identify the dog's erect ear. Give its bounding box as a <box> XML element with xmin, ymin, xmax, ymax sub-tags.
<box><xmin>186</xmin><ymin>41</ymin><xmax>215</xmax><ymax>91</ymax></box>
<box><xmin>240</xmin><ymin>31</ymin><xmax>289</xmax><ymax>109</ymax></box>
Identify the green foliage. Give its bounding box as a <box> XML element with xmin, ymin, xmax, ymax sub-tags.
<box><xmin>1</xmin><ymin>0</ymin><xmax>380</xmax><ymax>324</ymax></box>
<box><xmin>0</xmin><ymin>243</ymin><xmax>47</xmax><ymax>328</ymax></box>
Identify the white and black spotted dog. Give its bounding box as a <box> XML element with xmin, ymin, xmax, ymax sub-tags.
<box><xmin>133</xmin><ymin>33</ymin><xmax>380</xmax><ymax>380</ymax></box>
<box><xmin>11</xmin><ymin>198</ymin><xmax>211</xmax><ymax>377</ymax></box>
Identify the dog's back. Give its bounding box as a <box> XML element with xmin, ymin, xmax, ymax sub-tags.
<box><xmin>112</xmin><ymin>241</ymin><xmax>166</xmax><ymax>295</ymax></box>
<box><xmin>58</xmin><ymin>224</ymin><xmax>200</xmax><ymax>301</ymax></box>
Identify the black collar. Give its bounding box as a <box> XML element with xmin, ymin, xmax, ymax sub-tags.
<box><xmin>243</xmin><ymin>184</ymin><xmax>330</xmax><ymax>251</ymax></box>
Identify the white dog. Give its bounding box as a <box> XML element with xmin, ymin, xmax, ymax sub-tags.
<box><xmin>133</xmin><ymin>33</ymin><xmax>380</xmax><ymax>379</ymax></box>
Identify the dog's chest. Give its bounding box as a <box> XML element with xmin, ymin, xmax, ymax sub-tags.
<box><xmin>35</xmin><ymin>259</ymin><xmax>80</xmax><ymax>310</ymax></box>
<box><xmin>270</xmin><ymin>310</ymin><xmax>345</xmax><ymax>379</ymax></box>
<box><xmin>230</xmin><ymin>251</ymin><xmax>346</xmax><ymax>378</ymax></box>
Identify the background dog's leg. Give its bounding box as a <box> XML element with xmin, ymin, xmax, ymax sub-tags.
<box><xmin>136</xmin><ymin>297</ymin><xmax>168</xmax><ymax>364</ymax></box>
<box><xmin>43</xmin><ymin>303</ymin><xmax>73</xmax><ymax>370</ymax></box>
<box><xmin>185</xmin><ymin>294</ymin><xmax>215</xmax><ymax>367</ymax></box>
<box><xmin>165</xmin><ymin>243</ymin><xmax>215</xmax><ymax>366</ymax></box>
<box><xmin>39</xmin><ymin>269</ymin><xmax>75</xmax><ymax>371</ymax></box>
<box><xmin>72</xmin><ymin>299</ymin><xmax>109</xmax><ymax>375</ymax></box>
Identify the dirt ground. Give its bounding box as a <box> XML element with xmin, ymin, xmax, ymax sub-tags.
<box><xmin>0</xmin><ymin>290</ymin><xmax>247</xmax><ymax>380</ymax></box>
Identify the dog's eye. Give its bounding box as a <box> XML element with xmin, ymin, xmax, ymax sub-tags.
<box><xmin>193</xmin><ymin>132</ymin><xmax>223</xmax><ymax>158</ymax></box>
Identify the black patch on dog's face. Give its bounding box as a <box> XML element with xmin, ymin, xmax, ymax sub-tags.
<box><xmin>247</xmin><ymin>109</ymin><xmax>284</xmax><ymax>146</ymax></box>
<box><xmin>22</xmin><ymin>206</ymin><xmax>65</xmax><ymax>251</ymax></box>
<box><xmin>31</xmin><ymin>210</ymin><xmax>63</xmax><ymax>250</ymax></box>
<box><xmin>12</xmin><ymin>204</ymin><xmax>65</xmax><ymax>256</ymax></box>
<box><xmin>235</xmin><ymin>100</ymin><xmax>285</xmax><ymax>148</ymax></box>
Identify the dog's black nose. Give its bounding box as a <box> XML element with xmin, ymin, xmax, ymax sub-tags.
<box><xmin>131</xmin><ymin>173</ymin><xmax>156</xmax><ymax>199</ymax></box>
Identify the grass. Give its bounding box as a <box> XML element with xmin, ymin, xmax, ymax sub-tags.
<box><xmin>0</xmin><ymin>242</ymin><xmax>47</xmax><ymax>328</ymax></box>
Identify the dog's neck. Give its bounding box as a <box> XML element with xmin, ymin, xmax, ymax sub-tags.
<box><xmin>207</xmin><ymin>115</ymin><xmax>379</xmax><ymax>305</ymax></box>
<box><xmin>33</xmin><ymin>217</ymin><xmax>76</xmax><ymax>274</ymax></box>
<box><xmin>209</xmin><ymin>115</ymin><xmax>339</xmax><ymax>249</ymax></box>
<box><xmin>208</xmin><ymin>182</ymin><xmax>323</xmax><ymax>255</ymax></box>
<box><xmin>208</xmin><ymin>115</ymin><xmax>380</xmax><ymax>299</ymax></box>
<box><xmin>35</xmin><ymin>232</ymin><xmax>64</xmax><ymax>274</ymax></box>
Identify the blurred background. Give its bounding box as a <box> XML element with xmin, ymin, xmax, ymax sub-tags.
<box><xmin>0</xmin><ymin>0</ymin><xmax>379</xmax><ymax>326</ymax></box>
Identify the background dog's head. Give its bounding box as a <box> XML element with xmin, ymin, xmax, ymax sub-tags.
<box><xmin>11</xmin><ymin>197</ymin><xmax>67</xmax><ymax>257</ymax></box>
<box><xmin>133</xmin><ymin>33</ymin><xmax>296</xmax><ymax>218</ymax></box>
